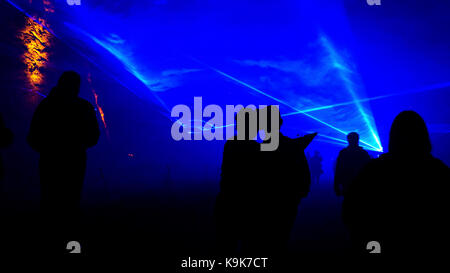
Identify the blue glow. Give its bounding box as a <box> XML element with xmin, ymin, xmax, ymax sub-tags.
<box><xmin>319</xmin><ymin>35</ymin><xmax>382</xmax><ymax>151</ymax></box>
<box><xmin>194</xmin><ymin>60</ymin><xmax>382</xmax><ymax>151</ymax></box>
<box><xmin>282</xmin><ymin>81</ymin><xmax>450</xmax><ymax>117</ymax></box>
<box><xmin>64</xmin><ymin>22</ymin><xmax>171</xmax><ymax>113</ymax></box>
<box><xmin>316</xmin><ymin>134</ymin><xmax>378</xmax><ymax>152</ymax></box>
<box><xmin>6</xmin><ymin>0</ymin><xmax>450</xmax><ymax>179</ymax></box>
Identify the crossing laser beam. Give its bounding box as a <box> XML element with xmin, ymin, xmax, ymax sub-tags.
<box><xmin>192</xmin><ymin>58</ymin><xmax>381</xmax><ymax>151</ymax></box>
<box><xmin>282</xmin><ymin>81</ymin><xmax>450</xmax><ymax>117</ymax></box>
<box><xmin>320</xmin><ymin>35</ymin><xmax>382</xmax><ymax>151</ymax></box>
<box><xmin>316</xmin><ymin>133</ymin><xmax>377</xmax><ymax>152</ymax></box>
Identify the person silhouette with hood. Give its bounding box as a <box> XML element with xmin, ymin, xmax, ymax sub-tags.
<box><xmin>27</xmin><ymin>71</ymin><xmax>100</xmax><ymax>253</ymax></box>
<box><xmin>343</xmin><ymin>111</ymin><xmax>449</xmax><ymax>257</ymax></box>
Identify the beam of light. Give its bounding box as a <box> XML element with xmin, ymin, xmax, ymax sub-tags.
<box><xmin>313</xmin><ymin>138</ymin><xmax>352</xmax><ymax>148</ymax></box>
<box><xmin>319</xmin><ymin>35</ymin><xmax>382</xmax><ymax>151</ymax></box>
<box><xmin>64</xmin><ymin>22</ymin><xmax>171</xmax><ymax>113</ymax></box>
<box><xmin>315</xmin><ymin>133</ymin><xmax>379</xmax><ymax>152</ymax></box>
<box><xmin>191</xmin><ymin>58</ymin><xmax>381</xmax><ymax>151</ymax></box>
<box><xmin>19</xmin><ymin>87</ymin><xmax>47</xmax><ymax>98</ymax></box>
<box><xmin>282</xmin><ymin>81</ymin><xmax>450</xmax><ymax>117</ymax></box>
<box><xmin>17</xmin><ymin>16</ymin><xmax>52</xmax><ymax>92</ymax></box>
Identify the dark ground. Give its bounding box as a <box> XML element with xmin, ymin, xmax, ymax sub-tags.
<box><xmin>1</xmin><ymin>178</ymin><xmax>350</xmax><ymax>268</ymax></box>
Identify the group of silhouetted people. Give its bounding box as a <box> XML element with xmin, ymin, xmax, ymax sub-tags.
<box><xmin>215</xmin><ymin>105</ymin><xmax>448</xmax><ymax>258</ymax></box>
<box><xmin>341</xmin><ymin>111</ymin><xmax>449</xmax><ymax>256</ymax></box>
<box><xmin>324</xmin><ymin>112</ymin><xmax>450</xmax><ymax>257</ymax></box>
<box><xmin>215</xmin><ymin>106</ymin><xmax>316</xmax><ymax>255</ymax></box>
<box><xmin>0</xmin><ymin>71</ymin><xmax>448</xmax><ymax>257</ymax></box>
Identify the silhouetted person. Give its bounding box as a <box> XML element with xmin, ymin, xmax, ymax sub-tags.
<box><xmin>343</xmin><ymin>111</ymin><xmax>449</xmax><ymax>257</ymax></box>
<box><xmin>334</xmin><ymin>132</ymin><xmax>371</xmax><ymax>197</ymax></box>
<box><xmin>27</xmin><ymin>71</ymin><xmax>100</xmax><ymax>253</ymax></box>
<box><xmin>0</xmin><ymin>114</ymin><xmax>13</xmax><ymax>197</ymax></box>
<box><xmin>309</xmin><ymin>150</ymin><xmax>323</xmax><ymax>184</ymax></box>
<box><xmin>214</xmin><ymin>108</ymin><xmax>260</xmax><ymax>254</ymax></box>
<box><xmin>245</xmin><ymin>106</ymin><xmax>316</xmax><ymax>255</ymax></box>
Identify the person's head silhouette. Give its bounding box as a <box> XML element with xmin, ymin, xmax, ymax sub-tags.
<box><xmin>50</xmin><ymin>71</ymin><xmax>81</xmax><ymax>99</ymax></box>
<box><xmin>347</xmin><ymin>132</ymin><xmax>359</xmax><ymax>148</ymax></box>
<box><xmin>388</xmin><ymin>111</ymin><xmax>431</xmax><ymax>157</ymax></box>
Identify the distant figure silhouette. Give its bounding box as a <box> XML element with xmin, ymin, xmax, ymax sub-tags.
<box><xmin>343</xmin><ymin>111</ymin><xmax>449</xmax><ymax>256</ymax></box>
<box><xmin>309</xmin><ymin>150</ymin><xmax>323</xmax><ymax>184</ymax></box>
<box><xmin>27</xmin><ymin>71</ymin><xmax>100</xmax><ymax>252</ymax></box>
<box><xmin>334</xmin><ymin>132</ymin><xmax>371</xmax><ymax>196</ymax></box>
<box><xmin>0</xmin><ymin>114</ymin><xmax>13</xmax><ymax>194</ymax></box>
<box><xmin>216</xmin><ymin>105</ymin><xmax>317</xmax><ymax>256</ymax></box>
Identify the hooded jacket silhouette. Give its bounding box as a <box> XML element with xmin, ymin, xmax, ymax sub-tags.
<box><xmin>215</xmin><ymin>106</ymin><xmax>315</xmax><ymax>255</ymax></box>
<box><xmin>27</xmin><ymin>71</ymin><xmax>100</xmax><ymax>211</ymax></box>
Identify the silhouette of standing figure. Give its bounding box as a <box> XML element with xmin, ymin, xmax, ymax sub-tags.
<box><xmin>214</xmin><ymin>107</ymin><xmax>260</xmax><ymax>254</ymax></box>
<box><xmin>334</xmin><ymin>132</ymin><xmax>370</xmax><ymax>197</ymax></box>
<box><xmin>0</xmin><ymin>114</ymin><xmax>13</xmax><ymax>196</ymax></box>
<box><xmin>309</xmin><ymin>151</ymin><xmax>323</xmax><ymax>184</ymax></box>
<box><xmin>343</xmin><ymin>111</ymin><xmax>449</xmax><ymax>257</ymax></box>
<box><xmin>248</xmin><ymin>106</ymin><xmax>316</xmax><ymax>255</ymax></box>
<box><xmin>27</xmin><ymin>71</ymin><xmax>100</xmax><ymax>253</ymax></box>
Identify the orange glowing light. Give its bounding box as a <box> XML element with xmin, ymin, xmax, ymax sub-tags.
<box><xmin>93</xmin><ymin>91</ymin><xmax>107</xmax><ymax>129</ymax></box>
<box><xmin>43</xmin><ymin>0</ymin><xmax>55</xmax><ymax>13</ymax></box>
<box><xmin>18</xmin><ymin>17</ymin><xmax>52</xmax><ymax>91</ymax></box>
<box><xmin>88</xmin><ymin>73</ymin><xmax>109</xmax><ymax>138</ymax></box>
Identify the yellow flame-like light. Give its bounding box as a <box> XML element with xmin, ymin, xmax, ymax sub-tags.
<box><xmin>18</xmin><ymin>17</ymin><xmax>52</xmax><ymax>91</ymax></box>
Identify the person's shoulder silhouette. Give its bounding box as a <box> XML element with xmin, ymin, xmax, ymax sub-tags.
<box><xmin>343</xmin><ymin>111</ymin><xmax>449</xmax><ymax>256</ymax></box>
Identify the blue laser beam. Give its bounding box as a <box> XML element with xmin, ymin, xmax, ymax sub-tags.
<box><xmin>319</xmin><ymin>35</ymin><xmax>382</xmax><ymax>151</ymax></box>
<box><xmin>313</xmin><ymin>138</ymin><xmax>353</xmax><ymax>149</ymax></box>
<box><xmin>192</xmin><ymin>58</ymin><xmax>381</xmax><ymax>151</ymax></box>
<box><xmin>282</xmin><ymin>81</ymin><xmax>450</xmax><ymax>117</ymax></box>
<box><xmin>63</xmin><ymin>22</ymin><xmax>171</xmax><ymax>113</ymax></box>
<box><xmin>315</xmin><ymin>133</ymin><xmax>378</xmax><ymax>152</ymax></box>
